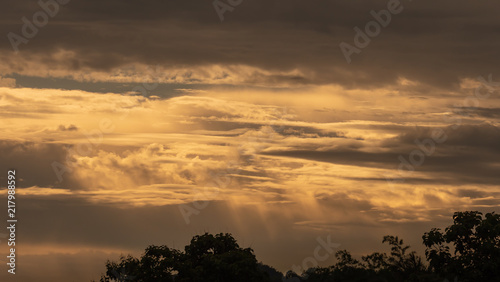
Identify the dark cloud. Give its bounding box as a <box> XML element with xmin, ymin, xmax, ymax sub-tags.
<box><xmin>280</xmin><ymin>125</ymin><xmax>345</xmax><ymax>138</ymax></box>
<box><xmin>1</xmin><ymin>1</ymin><xmax>499</xmax><ymax>89</ymax></box>
<box><xmin>58</xmin><ymin>124</ymin><xmax>78</xmax><ymax>131</ymax></box>
<box><xmin>0</xmin><ymin>140</ymin><xmax>72</xmax><ymax>188</ymax></box>
<box><xmin>392</xmin><ymin>123</ymin><xmax>500</xmax><ymax>152</ymax></box>
<box><xmin>315</xmin><ymin>192</ymin><xmax>374</xmax><ymax>213</ymax></box>
<box><xmin>454</xmin><ymin>188</ymin><xmax>495</xmax><ymax>199</ymax></box>
<box><xmin>263</xmin><ymin>123</ymin><xmax>500</xmax><ymax>185</ymax></box>
<box><xmin>454</xmin><ymin>107</ymin><xmax>500</xmax><ymax>119</ymax></box>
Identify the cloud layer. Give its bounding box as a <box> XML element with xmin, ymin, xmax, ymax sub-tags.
<box><xmin>1</xmin><ymin>1</ymin><xmax>499</xmax><ymax>281</ymax></box>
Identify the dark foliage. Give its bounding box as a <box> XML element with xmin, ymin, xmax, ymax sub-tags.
<box><xmin>99</xmin><ymin>233</ymin><xmax>270</xmax><ymax>282</ymax></box>
<box><xmin>423</xmin><ymin>211</ymin><xmax>500</xmax><ymax>282</ymax></box>
<box><xmin>97</xmin><ymin>211</ymin><xmax>500</xmax><ymax>282</ymax></box>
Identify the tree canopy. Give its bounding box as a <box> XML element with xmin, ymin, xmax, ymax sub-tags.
<box><xmin>423</xmin><ymin>211</ymin><xmax>500</xmax><ymax>281</ymax></box>
<box><xmin>99</xmin><ymin>233</ymin><xmax>271</xmax><ymax>282</ymax></box>
<box><xmin>97</xmin><ymin>211</ymin><xmax>500</xmax><ymax>282</ymax></box>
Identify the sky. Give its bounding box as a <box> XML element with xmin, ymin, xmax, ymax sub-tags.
<box><xmin>0</xmin><ymin>0</ymin><xmax>500</xmax><ymax>281</ymax></box>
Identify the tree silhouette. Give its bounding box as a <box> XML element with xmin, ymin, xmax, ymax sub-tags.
<box><xmin>99</xmin><ymin>233</ymin><xmax>272</xmax><ymax>282</ymax></box>
<box><xmin>315</xmin><ymin>236</ymin><xmax>427</xmax><ymax>282</ymax></box>
<box><xmin>101</xmin><ymin>246</ymin><xmax>178</xmax><ymax>282</ymax></box>
<box><xmin>423</xmin><ymin>211</ymin><xmax>500</xmax><ymax>281</ymax></box>
<box><xmin>176</xmin><ymin>233</ymin><xmax>267</xmax><ymax>282</ymax></box>
<box><xmin>97</xmin><ymin>211</ymin><xmax>500</xmax><ymax>282</ymax></box>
